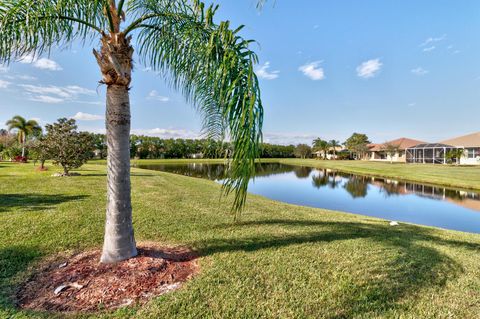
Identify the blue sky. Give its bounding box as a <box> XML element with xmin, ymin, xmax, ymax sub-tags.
<box><xmin>1</xmin><ymin>0</ymin><xmax>480</xmax><ymax>145</ymax></box>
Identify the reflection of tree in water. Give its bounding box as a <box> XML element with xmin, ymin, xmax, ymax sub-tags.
<box><xmin>311</xmin><ymin>170</ymin><xmax>330</xmax><ymax>189</ymax></box>
<box><xmin>139</xmin><ymin>163</ymin><xmax>297</xmax><ymax>180</ymax></box>
<box><xmin>343</xmin><ymin>176</ymin><xmax>369</xmax><ymax>198</ymax></box>
<box><xmin>293</xmin><ymin>166</ymin><xmax>312</xmax><ymax>179</ymax></box>
<box><xmin>379</xmin><ymin>180</ymin><xmax>402</xmax><ymax>196</ymax></box>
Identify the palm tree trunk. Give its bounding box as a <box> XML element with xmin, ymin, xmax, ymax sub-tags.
<box><xmin>100</xmin><ymin>84</ymin><xmax>137</xmax><ymax>263</ymax></box>
<box><xmin>21</xmin><ymin>133</ymin><xmax>25</xmax><ymax>157</ymax></box>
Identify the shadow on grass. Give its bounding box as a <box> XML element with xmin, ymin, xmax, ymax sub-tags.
<box><xmin>0</xmin><ymin>194</ymin><xmax>89</xmax><ymax>213</ymax></box>
<box><xmin>0</xmin><ymin>246</ymin><xmax>43</xmax><ymax>315</ymax></box>
<box><xmin>197</xmin><ymin>218</ymin><xmax>471</xmax><ymax>317</ymax></box>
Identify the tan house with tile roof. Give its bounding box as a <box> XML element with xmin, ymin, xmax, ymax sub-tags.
<box><xmin>441</xmin><ymin>132</ymin><xmax>480</xmax><ymax>165</ymax></box>
<box><xmin>367</xmin><ymin>137</ymin><xmax>425</xmax><ymax>162</ymax></box>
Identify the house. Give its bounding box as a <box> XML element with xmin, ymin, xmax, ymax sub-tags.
<box><xmin>441</xmin><ymin>132</ymin><xmax>480</xmax><ymax>165</ymax></box>
<box><xmin>313</xmin><ymin>146</ymin><xmax>344</xmax><ymax>159</ymax></box>
<box><xmin>405</xmin><ymin>132</ymin><xmax>480</xmax><ymax>165</ymax></box>
<box><xmin>367</xmin><ymin>138</ymin><xmax>425</xmax><ymax>162</ymax></box>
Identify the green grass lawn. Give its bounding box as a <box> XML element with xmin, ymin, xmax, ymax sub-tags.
<box><xmin>274</xmin><ymin>159</ymin><xmax>480</xmax><ymax>191</ymax></box>
<box><xmin>2</xmin><ymin>162</ymin><xmax>480</xmax><ymax>318</ymax></box>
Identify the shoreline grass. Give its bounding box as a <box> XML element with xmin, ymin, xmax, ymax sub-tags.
<box><xmin>2</xmin><ymin>162</ymin><xmax>480</xmax><ymax>318</ymax></box>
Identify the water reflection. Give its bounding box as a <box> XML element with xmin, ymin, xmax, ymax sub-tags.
<box><xmin>138</xmin><ymin>163</ymin><xmax>480</xmax><ymax>233</ymax></box>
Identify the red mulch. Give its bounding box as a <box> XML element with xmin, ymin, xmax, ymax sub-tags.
<box><xmin>16</xmin><ymin>244</ymin><xmax>198</xmax><ymax>313</ymax></box>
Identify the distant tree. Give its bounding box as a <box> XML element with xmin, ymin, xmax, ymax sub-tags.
<box><xmin>294</xmin><ymin>144</ymin><xmax>312</xmax><ymax>159</ymax></box>
<box><xmin>344</xmin><ymin>133</ymin><xmax>370</xmax><ymax>160</ymax></box>
<box><xmin>312</xmin><ymin>138</ymin><xmax>329</xmax><ymax>159</ymax></box>
<box><xmin>446</xmin><ymin>149</ymin><xmax>465</xmax><ymax>166</ymax></box>
<box><xmin>44</xmin><ymin>118</ymin><xmax>95</xmax><ymax>175</ymax></box>
<box><xmin>5</xmin><ymin>115</ymin><xmax>41</xmax><ymax>158</ymax></box>
<box><xmin>28</xmin><ymin>137</ymin><xmax>50</xmax><ymax>170</ymax></box>
<box><xmin>91</xmin><ymin>133</ymin><xmax>107</xmax><ymax>159</ymax></box>
<box><xmin>381</xmin><ymin>142</ymin><xmax>401</xmax><ymax>164</ymax></box>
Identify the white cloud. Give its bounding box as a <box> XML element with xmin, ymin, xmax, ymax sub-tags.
<box><xmin>263</xmin><ymin>132</ymin><xmax>318</xmax><ymax>145</ymax></box>
<box><xmin>408</xmin><ymin>102</ymin><xmax>416</xmax><ymax>107</ymax></box>
<box><xmin>131</xmin><ymin>128</ymin><xmax>198</xmax><ymax>139</ymax></box>
<box><xmin>423</xmin><ymin>46</ymin><xmax>435</xmax><ymax>52</ymax></box>
<box><xmin>411</xmin><ymin>67</ymin><xmax>429</xmax><ymax>76</ymax></box>
<box><xmin>356</xmin><ymin>58</ymin><xmax>382</xmax><ymax>79</ymax></box>
<box><xmin>453</xmin><ymin>50</ymin><xmax>461</xmax><ymax>54</ymax></box>
<box><xmin>33</xmin><ymin>58</ymin><xmax>63</xmax><ymax>71</ymax></box>
<box><xmin>72</xmin><ymin>112</ymin><xmax>104</xmax><ymax>121</ymax></box>
<box><xmin>298</xmin><ymin>61</ymin><xmax>325</xmax><ymax>80</ymax></box>
<box><xmin>19</xmin><ymin>54</ymin><xmax>62</xmax><ymax>71</ymax></box>
<box><xmin>20</xmin><ymin>84</ymin><xmax>95</xmax><ymax>104</ymax></box>
<box><xmin>420</xmin><ymin>34</ymin><xmax>446</xmax><ymax>47</ymax></box>
<box><xmin>29</xmin><ymin>95</ymin><xmax>64</xmax><ymax>103</ymax></box>
<box><xmin>255</xmin><ymin>62</ymin><xmax>280</xmax><ymax>80</ymax></box>
<box><xmin>147</xmin><ymin>90</ymin><xmax>170</xmax><ymax>102</ymax></box>
<box><xmin>0</xmin><ymin>79</ymin><xmax>11</xmax><ymax>89</ymax></box>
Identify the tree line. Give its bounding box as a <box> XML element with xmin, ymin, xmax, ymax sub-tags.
<box><xmin>2</xmin><ymin>116</ymin><xmax>379</xmax><ymax>169</ymax></box>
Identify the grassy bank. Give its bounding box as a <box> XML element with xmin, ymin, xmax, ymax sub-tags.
<box><xmin>2</xmin><ymin>162</ymin><xmax>480</xmax><ymax>318</ymax></box>
<box><xmin>274</xmin><ymin>159</ymin><xmax>480</xmax><ymax>191</ymax></box>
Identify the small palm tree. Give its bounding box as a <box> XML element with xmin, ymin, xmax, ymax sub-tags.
<box><xmin>0</xmin><ymin>0</ymin><xmax>263</xmax><ymax>263</ymax></box>
<box><xmin>5</xmin><ymin>115</ymin><xmax>41</xmax><ymax>157</ymax></box>
<box><xmin>328</xmin><ymin>139</ymin><xmax>340</xmax><ymax>159</ymax></box>
<box><xmin>446</xmin><ymin>148</ymin><xmax>465</xmax><ymax>166</ymax></box>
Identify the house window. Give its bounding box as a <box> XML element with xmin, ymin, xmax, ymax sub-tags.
<box><xmin>468</xmin><ymin>148</ymin><xmax>475</xmax><ymax>158</ymax></box>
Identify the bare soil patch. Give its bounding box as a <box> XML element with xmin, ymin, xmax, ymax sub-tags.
<box><xmin>16</xmin><ymin>244</ymin><xmax>198</xmax><ymax>313</ymax></box>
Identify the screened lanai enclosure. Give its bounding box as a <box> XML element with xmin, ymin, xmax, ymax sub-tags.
<box><xmin>406</xmin><ymin>143</ymin><xmax>458</xmax><ymax>164</ymax></box>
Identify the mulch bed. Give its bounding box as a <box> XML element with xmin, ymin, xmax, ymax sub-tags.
<box><xmin>16</xmin><ymin>244</ymin><xmax>198</xmax><ymax>313</ymax></box>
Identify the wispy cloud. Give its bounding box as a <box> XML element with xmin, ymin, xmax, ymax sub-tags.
<box><xmin>255</xmin><ymin>62</ymin><xmax>280</xmax><ymax>80</ymax></box>
<box><xmin>0</xmin><ymin>65</ymin><xmax>8</xmax><ymax>73</ymax></box>
<box><xmin>411</xmin><ymin>67</ymin><xmax>429</xmax><ymax>76</ymax></box>
<box><xmin>423</xmin><ymin>46</ymin><xmax>435</xmax><ymax>52</ymax></box>
<box><xmin>0</xmin><ymin>79</ymin><xmax>11</xmax><ymax>89</ymax></box>
<box><xmin>19</xmin><ymin>54</ymin><xmax>63</xmax><ymax>71</ymax></box>
<box><xmin>20</xmin><ymin>84</ymin><xmax>95</xmax><ymax>103</ymax></box>
<box><xmin>72</xmin><ymin>112</ymin><xmax>104</xmax><ymax>121</ymax></box>
<box><xmin>29</xmin><ymin>95</ymin><xmax>64</xmax><ymax>103</ymax></box>
<box><xmin>356</xmin><ymin>58</ymin><xmax>382</xmax><ymax>79</ymax></box>
<box><xmin>147</xmin><ymin>90</ymin><xmax>170</xmax><ymax>102</ymax></box>
<box><xmin>408</xmin><ymin>102</ymin><xmax>416</xmax><ymax>107</ymax></box>
<box><xmin>420</xmin><ymin>34</ymin><xmax>446</xmax><ymax>47</ymax></box>
<box><xmin>299</xmin><ymin>61</ymin><xmax>325</xmax><ymax>80</ymax></box>
<box><xmin>131</xmin><ymin>128</ymin><xmax>198</xmax><ymax>139</ymax></box>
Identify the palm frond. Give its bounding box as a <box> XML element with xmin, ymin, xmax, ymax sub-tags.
<box><xmin>0</xmin><ymin>0</ymin><xmax>107</xmax><ymax>63</ymax></box>
<box><xmin>128</xmin><ymin>0</ymin><xmax>264</xmax><ymax>218</ymax></box>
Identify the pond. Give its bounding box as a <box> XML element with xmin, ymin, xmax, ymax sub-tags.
<box><xmin>137</xmin><ymin>162</ymin><xmax>480</xmax><ymax>234</ymax></box>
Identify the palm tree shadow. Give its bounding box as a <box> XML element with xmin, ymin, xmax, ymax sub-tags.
<box><xmin>0</xmin><ymin>194</ymin><xmax>89</xmax><ymax>213</ymax></box>
<box><xmin>0</xmin><ymin>246</ymin><xmax>43</xmax><ymax>313</ymax></box>
<box><xmin>200</xmin><ymin>218</ymin><xmax>471</xmax><ymax>317</ymax></box>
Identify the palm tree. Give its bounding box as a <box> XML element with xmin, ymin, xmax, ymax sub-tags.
<box><xmin>0</xmin><ymin>1</ymin><xmax>263</xmax><ymax>263</ymax></box>
<box><xmin>312</xmin><ymin>137</ymin><xmax>329</xmax><ymax>159</ymax></box>
<box><xmin>328</xmin><ymin>139</ymin><xmax>340</xmax><ymax>159</ymax></box>
<box><xmin>5</xmin><ymin>115</ymin><xmax>41</xmax><ymax>157</ymax></box>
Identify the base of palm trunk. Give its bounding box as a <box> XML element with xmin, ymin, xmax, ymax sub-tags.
<box><xmin>100</xmin><ymin>243</ymin><xmax>138</xmax><ymax>264</ymax></box>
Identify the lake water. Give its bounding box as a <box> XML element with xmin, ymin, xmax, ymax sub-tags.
<box><xmin>138</xmin><ymin>162</ymin><xmax>480</xmax><ymax>234</ymax></box>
